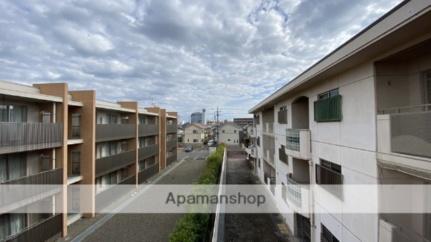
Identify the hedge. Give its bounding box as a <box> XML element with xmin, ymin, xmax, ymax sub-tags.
<box><xmin>169</xmin><ymin>144</ymin><xmax>225</xmax><ymax>242</ymax></box>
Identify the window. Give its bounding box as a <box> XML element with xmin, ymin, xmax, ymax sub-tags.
<box><xmin>318</xmin><ymin>88</ymin><xmax>339</xmax><ymax>100</ymax></box>
<box><xmin>321</xmin><ymin>224</ymin><xmax>339</xmax><ymax>242</ymax></box>
<box><xmin>314</xmin><ymin>88</ymin><xmax>342</xmax><ymax>122</ymax></box>
<box><xmin>316</xmin><ymin>159</ymin><xmax>342</xmax><ymax>185</ymax></box>
<box><xmin>278</xmin><ymin>106</ymin><xmax>288</xmax><ymax>124</ymax></box>
<box><xmin>222</xmin><ymin>130</ymin><xmax>225</xmax><ymax>133</ymax></box>
<box><xmin>234</xmin><ymin>130</ymin><xmax>236</xmax><ymax>133</ymax></box>
<box><xmin>0</xmin><ymin>154</ymin><xmax>26</xmax><ymax>183</ymax></box>
<box><xmin>0</xmin><ymin>104</ymin><xmax>27</xmax><ymax>123</ymax></box>
<box><xmin>193</xmin><ymin>130</ymin><xmax>198</xmax><ymax>134</ymax></box>
<box><xmin>71</xmin><ymin>113</ymin><xmax>81</xmax><ymax>138</ymax></box>
<box><xmin>71</xmin><ymin>151</ymin><xmax>80</xmax><ymax>175</ymax></box>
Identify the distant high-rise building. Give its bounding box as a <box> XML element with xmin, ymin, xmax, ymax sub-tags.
<box><xmin>191</xmin><ymin>111</ymin><xmax>205</xmax><ymax>124</ymax></box>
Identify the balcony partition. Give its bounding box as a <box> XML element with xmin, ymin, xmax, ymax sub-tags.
<box><xmin>0</xmin><ymin>122</ymin><xmax>63</xmax><ymax>154</ymax></box>
<box><xmin>96</xmin><ymin>151</ymin><xmax>135</xmax><ymax>176</ymax></box>
<box><xmin>96</xmin><ymin>124</ymin><xmax>135</xmax><ymax>142</ymax></box>
<box><xmin>139</xmin><ymin>124</ymin><xmax>158</xmax><ymax>137</ymax></box>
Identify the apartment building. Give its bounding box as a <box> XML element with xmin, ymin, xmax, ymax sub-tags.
<box><xmin>249</xmin><ymin>1</ymin><xmax>431</xmax><ymax>242</ymax></box>
<box><xmin>0</xmin><ymin>81</ymin><xmax>177</xmax><ymax>241</ymax></box>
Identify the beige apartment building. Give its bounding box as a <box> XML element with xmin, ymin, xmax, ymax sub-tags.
<box><xmin>0</xmin><ymin>80</ymin><xmax>177</xmax><ymax>241</ymax></box>
<box><xmin>249</xmin><ymin>1</ymin><xmax>431</xmax><ymax>242</ymax></box>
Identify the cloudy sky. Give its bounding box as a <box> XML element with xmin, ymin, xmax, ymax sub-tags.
<box><xmin>0</xmin><ymin>0</ymin><xmax>401</xmax><ymax>122</ymax></box>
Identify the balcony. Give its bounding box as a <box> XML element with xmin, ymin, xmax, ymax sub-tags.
<box><xmin>167</xmin><ymin>139</ymin><xmax>177</xmax><ymax>151</ymax></box>
<box><xmin>96</xmin><ymin>124</ymin><xmax>135</xmax><ymax>142</ymax></box>
<box><xmin>139</xmin><ymin>124</ymin><xmax>158</xmax><ymax>137</ymax></box>
<box><xmin>96</xmin><ymin>151</ymin><xmax>135</xmax><ymax>176</ymax></box>
<box><xmin>138</xmin><ymin>165</ymin><xmax>159</xmax><ymax>183</ymax></box>
<box><xmin>378</xmin><ymin>108</ymin><xmax>431</xmax><ymax>159</ymax></box>
<box><xmin>167</xmin><ymin>124</ymin><xmax>177</xmax><ymax>134</ymax></box>
<box><xmin>0</xmin><ymin>168</ymin><xmax>63</xmax><ymax>209</ymax></box>
<box><xmin>286</xmin><ymin>177</ymin><xmax>310</xmax><ymax>216</ymax></box>
<box><xmin>0</xmin><ymin>122</ymin><xmax>63</xmax><ymax>154</ymax></box>
<box><xmin>138</xmin><ymin>144</ymin><xmax>158</xmax><ymax>160</ymax></box>
<box><xmin>3</xmin><ymin>214</ymin><xmax>62</xmax><ymax>242</ymax></box>
<box><xmin>96</xmin><ymin>175</ymin><xmax>136</xmax><ymax>209</ymax></box>
<box><xmin>167</xmin><ymin>154</ymin><xmax>177</xmax><ymax>166</ymax></box>
<box><xmin>286</xmin><ymin>129</ymin><xmax>311</xmax><ymax>160</ymax></box>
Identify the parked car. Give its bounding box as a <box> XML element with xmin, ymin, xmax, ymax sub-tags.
<box><xmin>184</xmin><ymin>145</ymin><xmax>193</xmax><ymax>152</ymax></box>
<box><xmin>207</xmin><ymin>140</ymin><xmax>214</xmax><ymax>146</ymax></box>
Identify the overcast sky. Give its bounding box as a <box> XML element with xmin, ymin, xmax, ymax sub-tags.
<box><xmin>0</xmin><ymin>0</ymin><xmax>401</xmax><ymax>122</ymax></box>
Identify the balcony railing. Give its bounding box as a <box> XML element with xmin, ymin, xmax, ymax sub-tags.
<box><xmin>3</xmin><ymin>214</ymin><xmax>62</xmax><ymax>242</ymax></box>
<box><xmin>167</xmin><ymin>139</ymin><xmax>177</xmax><ymax>151</ymax></box>
<box><xmin>2</xmin><ymin>168</ymin><xmax>63</xmax><ymax>185</ymax></box>
<box><xmin>96</xmin><ymin>124</ymin><xmax>135</xmax><ymax>142</ymax></box>
<box><xmin>139</xmin><ymin>124</ymin><xmax>158</xmax><ymax>137</ymax></box>
<box><xmin>138</xmin><ymin>165</ymin><xmax>159</xmax><ymax>183</ymax></box>
<box><xmin>138</xmin><ymin>144</ymin><xmax>158</xmax><ymax>160</ymax></box>
<box><xmin>315</xmin><ymin>164</ymin><xmax>343</xmax><ymax>185</ymax></box>
<box><xmin>167</xmin><ymin>154</ymin><xmax>177</xmax><ymax>166</ymax></box>
<box><xmin>286</xmin><ymin>177</ymin><xmax>310</xmax><ymax>214</ymax></box>
<box><xmin>286</xmin><ymin>129</ymin><xmax>311</xmax><ymax>160</ymax></box>
<box><xmin>0</xmin><ymin>168</ymin><xmax>63</xmax><ymax>208</ymax></box>
<box><xmin>96</xmin><ymin>175</ymin><xmax>136</xmax><ymax>209</ymax></box>
<box><xmin>96</xmin><ymin>150</ymin><xmax>135</xmax><ymax>176</ymax></box>
<box><xmin>0</xmin><ymin>122</ymin><xmax>63</xmax><ymax>154</ymax></box>
<box><xmin>167</xmin><ymin>124</ymin><xmax>177</xmax><ymax>134</ymax></box>
<box><xmin>377</xmin><ymin>109</ymin><xmax>431</xmax><ymax>158</ymax></box>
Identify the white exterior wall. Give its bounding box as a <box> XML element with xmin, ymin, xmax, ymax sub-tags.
<box><xmin>219</xmin><ymin>124</ymin><xmax>241</xmax><ymax>145</ymax></box>
<box><xmin>261</xmin><ymin>62</ymin><xmax>380</xmax><ymax>242</ymax></box>
<box><xmin>184</xmin><ymin>126</ymin><xmax>204</xmax><ymax>144</ymax></box>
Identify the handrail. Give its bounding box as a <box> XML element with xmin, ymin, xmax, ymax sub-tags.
<box><xmin>378</xmin><ymin>103</ymin><xmax>431</xmax><ymax>114</ymax></box>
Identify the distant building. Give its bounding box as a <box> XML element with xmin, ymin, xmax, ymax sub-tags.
<box><xmin>219</xmin><ymin>122</ymin><xmax>241</xmax><ymax>145</ymax></box>
<box><xmin>233</xmin><ymin>118</ymin><xmax>253</xmax><ymax>127</ymax></box>
<box><xmin>191</xmin><ymin>109</ymin><xmax>206</xmax><ymax>124</ymax></box>
<box><xmin>184</xmin><ymin>123</ymin><xmax>207</xmax><ymax>144</ymax></box>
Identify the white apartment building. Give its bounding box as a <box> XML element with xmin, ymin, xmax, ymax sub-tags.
<box><xmin>249</xmin><ymin>1</ymin><xmax>431</xmax><ymax>242</ymax></box>
<box><xmin>219</xmin><ymin>122</ymin><xmax>241</xmax><ymax>145</ymax></box>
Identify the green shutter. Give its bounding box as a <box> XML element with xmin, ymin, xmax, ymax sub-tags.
<box><xmin>314</xmin><ymin>95</ymin><xmax>342</xmax><ymax>122</ymax></box>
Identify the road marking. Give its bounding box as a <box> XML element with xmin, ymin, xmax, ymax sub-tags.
<box><xmin>70</xmin><ymin>156</ymin><xmax>189</xmax><ymax>242</ymax></box>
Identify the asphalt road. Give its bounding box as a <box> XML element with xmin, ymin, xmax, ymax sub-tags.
<box><xmin>79</xmin><ymin>148</ymin><xmax>209</xmax><ymax>242</ymax></box>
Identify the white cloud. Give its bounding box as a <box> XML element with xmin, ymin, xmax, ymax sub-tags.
<box><xmin>0</xmin><ymin>0</ymin><xmax>402</xmax><ymax>121</ymax></box>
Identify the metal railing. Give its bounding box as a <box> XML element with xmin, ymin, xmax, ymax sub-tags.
<box><xmin>70</xmin><ymin>126</ymin><xmax>81</xmax><ymax>139</ymax></box>
<box><xmin>378</xmin><ymin>103</ymin><xmax>431</xmax><ymax>115</ymax></box>
<box><xmin>138</xmin><ymin>144</ymin><xmax>158</xmax><ymax>160</ymax></box>
<box><xmin>138</xmin><ymin>165</ymin><xmax>159</xmax><ymax>183</ymax></box>
<box><xmin>0</xmin><ymin>122</ymin><xmax>63</xmax><ymax>154</ymax></box>
<box><xmin>96</xmin><ymin>150</ymin><xmax>135</xmax><ymax>176</ymax></box>
<box><xmin>2</xmin><ymin>168</ymin><xmax>63</xmax><ymax>185</ymax></box>
<box><xmin>96</xmin><ymin>124</ymin><xmax>135</xmax><ymax>142</ymax></box>
<box><xmin>138</xmin><ymin>124</ymin><xmax>158</xmax><ymax>137</ymax></box>
<box><xmin>0</xmin><ymin>168</ymin><xmax>63</xmax><ymax>208</ymax></box>
<box><xmin>167</xmin><ymin>139</ymin><xmax>177</xmax><ymax>151</ymax></box>
<box><xmin>167</xmin><ymin>154</ymin><xmax>177</xmax><ymax>166</ymax></box>
<box><xmin>3</xmin><ymin>214</ymin><xmax>62</xmax><ymax>242</ymax></box>
<box><xmin>167</xmin><ymin>124</ymin><xmax>177</xmax><ymax>134</ymax></box>
<box><xmin>286</xmin><ymin>129</ymin><xmax>300</xmax><ymax>151</ymax></box>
